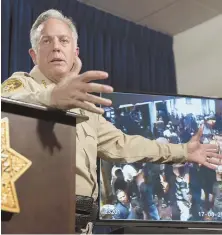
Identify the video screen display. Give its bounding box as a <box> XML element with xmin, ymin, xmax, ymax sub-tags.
<box><xmin>98</xmin><ymin>92</ymin><xmax>222</xmax><ymax>223</ymax></box>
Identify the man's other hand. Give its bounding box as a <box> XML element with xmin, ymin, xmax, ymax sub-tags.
<box><xmin>187</xmin><ymin>126</ymin><xmax>222</xmax><ymax>170</ymax></box>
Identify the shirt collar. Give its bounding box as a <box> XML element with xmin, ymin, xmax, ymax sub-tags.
<box><xmin>29</xmin><ymin>66</ymin><xmax>53</xmax><ymax>88</ymax></box>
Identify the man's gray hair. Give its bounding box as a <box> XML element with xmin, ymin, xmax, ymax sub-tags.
<box><xmin>30</xmin><ymin>9</ymin><xmax>78</xmax><ymax>50</ymax></box>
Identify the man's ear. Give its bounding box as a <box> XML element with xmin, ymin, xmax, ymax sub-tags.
<box><xmin>75</xmin><ymin>47</ymin><xmax>79</xmax><ymax>56</ymax></box>
<box><xmin>29</xmin><ymin>48</ymin><xmax>37</xmax><ymax>65</ymax></box>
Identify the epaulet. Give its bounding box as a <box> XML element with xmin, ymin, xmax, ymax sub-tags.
<box><xmin>8</xmin><ymin>72</ymin><xmax>34</xmax><ymax>80</ymax></box>
<box><xmin>8</xmin><ymin>72</ymin><xmax>26</xmax><ymax>78</ymax></box>
<box><xmin>24</xmin><ymin>72</ymin><xmax>32</xmax><ymax>78</ymax></box>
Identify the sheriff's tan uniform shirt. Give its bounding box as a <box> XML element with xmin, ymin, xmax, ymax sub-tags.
<box><xmin>1</xmin><ymin>66</ymin><xmax>188</xmax><ymax>200</ymax></box>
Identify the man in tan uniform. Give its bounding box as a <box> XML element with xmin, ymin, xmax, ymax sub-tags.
<box><xmin>1</xmin><ymin>9</ymin><xmax>222</xmax><ymax>234</ymax></box>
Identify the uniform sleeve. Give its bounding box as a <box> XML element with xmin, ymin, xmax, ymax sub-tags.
<box><xmin>1</xmin><ymin>75</ymin><xmax>54</xmax><ymax>106</ymax></box>
<box><xmin>97</xmin><ymin>114</ymin><xmax>188</xmax><ymax>164</ymax></box>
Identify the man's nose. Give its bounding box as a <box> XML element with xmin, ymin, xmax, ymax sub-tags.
<box><xmin>52</xmin><ymin>38</ymin><xmax>60</xmax><ymax>51</ymax></box>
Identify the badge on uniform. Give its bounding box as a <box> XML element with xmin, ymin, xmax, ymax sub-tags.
<box><xmin>1</xmin><ymin>117</ymin><xmax>32</xmax><ymax>213</ymax></box>
<box><xmin>1</xmin><ymin>79</ymin><xmax>23</xmax><ymax>93</ymax></box>
<box><xmin>42</xmin><ymin>80</ymin><xmax>47</xmax><ymax>88</ymax></box>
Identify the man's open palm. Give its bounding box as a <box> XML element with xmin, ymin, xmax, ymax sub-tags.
<box><xmin>187</xmin><ymin>127</ymin><xmax>222</xmax><ymax>169</ymax></box>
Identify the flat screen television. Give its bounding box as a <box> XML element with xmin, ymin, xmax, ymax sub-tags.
<box><xmin>97</xmin><ymin>92</ymin><xmax>222</xmax><ymax>229</ymax></box>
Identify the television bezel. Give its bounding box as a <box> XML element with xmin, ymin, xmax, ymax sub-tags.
<box><xmin>96</xmin><ymin>91</ymin><xmax>222</xmax><ymax>229</ymax></box>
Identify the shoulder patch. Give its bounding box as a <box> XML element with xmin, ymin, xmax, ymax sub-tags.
<box><xmin>1</xmin><ymin>79</ymin><xmax>23</xmax><ymax>93</ymax></box>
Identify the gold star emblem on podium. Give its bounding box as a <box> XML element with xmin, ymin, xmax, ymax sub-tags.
<box><xmin>1</xmin><ymin>117</ymin><xmax>32</xmax><ymax>213</ymax></box>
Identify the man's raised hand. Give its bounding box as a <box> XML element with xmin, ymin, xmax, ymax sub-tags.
<box><xmin>50</xmin><ymin>71</ymin><xmax>113</xmax><ymax>114</ymax></box>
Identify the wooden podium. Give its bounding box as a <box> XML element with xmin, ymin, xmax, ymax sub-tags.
<box><xmin>1</xmin><ymin>97</ymin><xmax>88</xmax><ymax>234</ymax></box>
